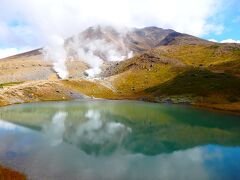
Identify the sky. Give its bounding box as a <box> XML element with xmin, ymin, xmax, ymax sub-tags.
<box><xmin>0</xmin><ymin>0</ymin><xmax>239</xmax><ymax>58</ymax></box>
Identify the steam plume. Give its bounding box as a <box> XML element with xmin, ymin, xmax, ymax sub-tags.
<box><xmin>43</xmin><ymin>35</ymin><xmax>69</xmax><ymax>79</ymax></box>
<box><xmin>66</xmin><ymin>27</ymin><xmax>133</xmax><ymax>78</ymax></box>
<box><xmin>43</xmin><ymin>26</ymin><xmax>134</xmax><ymax>79</ymax></box>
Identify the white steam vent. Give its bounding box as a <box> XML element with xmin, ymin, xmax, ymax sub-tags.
<box><xmin>43</xmin><ymin>26</ymin><xmax>134</xmax><ymax>79</ymax></box>
<box><xmin>67</xmin><ymin>36</ymin><xmax>133</xmax><ymax>78</ymax></box>
<box><xmin>43</xmin><ymin>35</ymin><xmax>69</xmax><ymax>79</ymax></box>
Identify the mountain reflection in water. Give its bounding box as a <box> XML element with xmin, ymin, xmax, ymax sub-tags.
<box><xmin>0</xmin><ymin>100</ymin><xmax>240</xmax><ymax>180</ymax></box>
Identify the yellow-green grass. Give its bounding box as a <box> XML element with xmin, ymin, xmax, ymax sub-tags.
<box><xmin>0</xmin><ymin>44</ymin><xmax>240</xmax><ymax>113</ymax></box>
<box><xmin>105</xmin><ymin>45</ymin><xmax>240</xmax><ymax>112</ymax></box>
<box><xmin>0</xmin><ymin>80</ymin><xmax>73</xmax><ymax>107</ymax></box>
<box><xmin>62</xmin><ymin>79</ymin><xmax>120</xmax><ymax>99</ymax></box>
<box><xmin>105</xmin><ymin>51</ymin><xmax>187</xmax><ymax>96</ymax></box>
<box><xmin>145</xmin><ymin>69</ymin><xmax>240</xmax><ymax>105</ymax></box>
<box><xmin>110</xmin><ymin>64</ymin><xmax>184</xmax><ymax>96</ymax></box>
<box><xmin>152</xmin><ymin>44</ymin><xmax>240</xmax><ymax>67</ymax></box>
<box><xmin>107</xmin><ymin>44</ymin><xmax>240</xmax><ymax>97</ymax></box>
<box><xmin>0</xmin><ymin>82</ymin><xmax>23</xmax><ymax>88</ymax></box>
<box><xmin>209</xmin><ymin>59</ymin><xmax>240</xmax><ymax>77</ymax></box>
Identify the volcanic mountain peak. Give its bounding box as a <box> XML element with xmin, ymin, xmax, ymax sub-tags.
<box><xmin>2</xmin><ymin>25</ymin><xmax>212</xmax><ymax>62</ymax></box>
<box><xmin>73</xmin><ymin>25</ymin><xmax>212</xmax><ymax>53</ymax></box>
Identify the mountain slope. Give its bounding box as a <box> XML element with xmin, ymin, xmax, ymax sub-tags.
<box><xmin>101</xmin><ymin>43</ymin><xmax>240</xmax><ymax>112</ymax></box>
<box><xmin>66</xmin><ymin>26</ymin><xmax>212</xmax><ymax>58</ymax></box>
<box><xmin>0</xmin><ymin>26</ymin><xmax>240</xmax><ymax>113</ymax></box>
<box><xmin>0</xmin><ymin>26</ymin><xmax>211</xmax><ymax>84</ymax></box>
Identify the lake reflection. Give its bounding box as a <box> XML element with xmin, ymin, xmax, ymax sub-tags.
<box><xmin>0</xmin><ymin>100</ymin><xmax>240</xmax><ymax>180</ymax></box>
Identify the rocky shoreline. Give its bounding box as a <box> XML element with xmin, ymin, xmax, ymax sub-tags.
<box><xmin>0</xmin><ymin>165</ymin><xmax>26</xmax><ymax>180</ymax></box>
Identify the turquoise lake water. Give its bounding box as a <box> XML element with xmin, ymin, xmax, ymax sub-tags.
<box><xmin>0</xmin><ymin>100</ymin><xmax>240</xmax><ymax>180</ymax></box>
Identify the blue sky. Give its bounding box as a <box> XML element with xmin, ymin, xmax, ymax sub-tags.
<box><xmin>0</xmin><ymin>0</ymin><xmax>239</xmax><ymax>58</ymax></box>
<box><xmin>203</xmin><ymin>0</ymin><xmax>240</xmax><ymax>41</ymax></box>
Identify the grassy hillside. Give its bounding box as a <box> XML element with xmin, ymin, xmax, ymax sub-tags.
<box><xmin>104</xmin><ymin>44</ymin><xmax>240</xmax><ymax>112</ymax></box>
<box><xmin>145</xmin><ymin>69</ymin><xmax>240</xmax><ymax>109</ymax></box>
<box><xmin>0</xmin><ymin>52</ymin><xmax>89</xmax><ymax>84</ymax></box>
<box><xmin>152</xmin><ymin>44</ymin><xmax>240</xmax><ymax>67</ymax></box>
<box><xmin>0</xmin><ymin>43</ymin><xmax>240</xmax><ymax>113</ymax></box>
<box><xmin>0</xmin><ymin>79</ymin><xmax>123</xmax><ymax>107</ymax></box>
<box><xmin>102</xmin><ymin>52</ymin><xmax>186</xmax><ymax>95</ymax></box>
<box><xmin>146</xmin><ymin>69</ymin><xmax>240</xmax><ymax>98</ymax></box>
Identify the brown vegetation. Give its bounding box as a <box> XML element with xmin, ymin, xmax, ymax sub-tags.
<box><xmin>0</xmin><ymin>165</ymin><xmax>26</xmax><ymax>180</ymax></box>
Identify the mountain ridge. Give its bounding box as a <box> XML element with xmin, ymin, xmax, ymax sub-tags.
<box><xmin>1</xmin><ymin>25</ymin><xmax>213</xmax><ymax>60</ymax></box>
<box><xmin>0</xmin><ymin>26</ymin><xmax>240</xmax><ymax>113</ymax></box>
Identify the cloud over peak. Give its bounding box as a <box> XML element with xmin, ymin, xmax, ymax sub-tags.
<box><xmin>0</xmin><ymin>0</ymin><xmax>225</xmax><ymax>49</ymax></box>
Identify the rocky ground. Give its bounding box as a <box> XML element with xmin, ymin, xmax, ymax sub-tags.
<box><xmin>0</xmin><ymin>165</ymin><xmax>26</xmax><ymax>179</ymax></box>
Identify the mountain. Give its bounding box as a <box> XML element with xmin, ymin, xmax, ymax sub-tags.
<box><xmin>65</xmin><ymin>26</ymin><xmax>212</xmax><ymax>59</ymax></box>
<box><xmin>0</xmin><ymin>26</ymin><xmax>240</xmax><ymax>113</ymax></box>
<box><xmin>1</xmin><ymin>25</ymin><xmax>212</xmax><ymax>63</ymax></box>
<box><xmin>0</xmin><ymin>25</ymin><xmax>212</xmax><ymax>83</ymax></box>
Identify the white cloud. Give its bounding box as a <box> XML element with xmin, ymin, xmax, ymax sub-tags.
<box><xmin>0</xmin><ymin>0</ymin><xmax>225</xmax><ymax>49</ymax></box>
<box><xmin>0</xmin><ymin>47</ymin><xmax>31</xmax><ymax>59</ymax></box>
<box><xmin>208</xmin><ymin>38</ymin><xmax>240</xmax><ymax>44</ymax></box>
<box><xmin>0</xmin><ymin>119</ymin><xmax>28</xmax><ymax>132</ymax></box>
<box><xmin>208</xmin><ymin>39</ymin><xmax>218</xmax><ymax>42</ymax></box>
<box><xmin>0</xmin><ymin>120</ymin><xmax>17</xmax><ymax>130</ymax></box>
<box><xmin>220</xmin><ymin>39</ymin><xmax>240</xmax><ymax>43</ymax></box>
